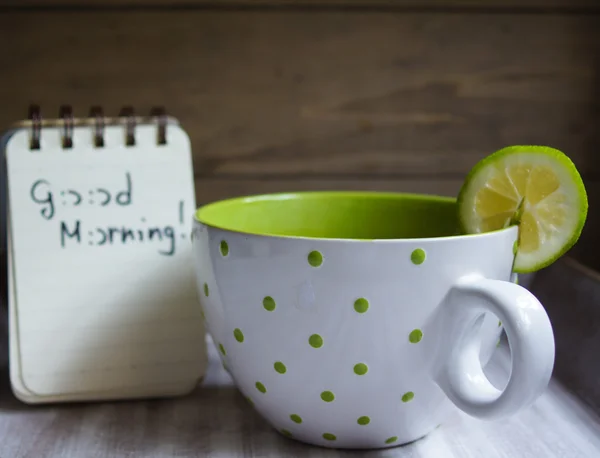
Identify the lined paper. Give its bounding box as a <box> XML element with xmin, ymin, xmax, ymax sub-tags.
<box><xmin>4</xmin><ymin>122</ymin><xmax>206</xmax><ymax>402</ymax></box>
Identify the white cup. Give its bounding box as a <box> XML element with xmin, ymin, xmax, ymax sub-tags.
<box><xmin>192</xmin><ymin>191</ymin><xmax>554</xmax><ymax>450</ymax></box>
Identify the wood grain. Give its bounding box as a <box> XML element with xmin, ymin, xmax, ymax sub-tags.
<box><xmin>0</xmin><ymin>11</ymin><xmax>598</xmax><ymax>179</ymax></box>
<box><xmin>1</xmin><ymin>339</ymin><xmax>600</xmax><ymax>457</ymax></box>
<box><xmin>530</xmin><ymin>258</ymin><xmax>600</xmax><ymax>415</ymax></box>
<box><xmin>193</xmin><ymin>178</ymin><xmax>463</xmax><ymax>203</ymax></box>
<box><xmin>2</xmin><ymin>1</ymin><xmax>599</xmax><ymax>10</ymax></box>
<box><xmin>1</xmin><ymin>6</ymin><xmax>600</xmax><ymax>457</ymax></box>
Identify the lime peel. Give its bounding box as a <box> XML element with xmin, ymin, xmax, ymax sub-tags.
<box><xmin>457</xmin><ymin>145</ymin><xmax>588</xmax><ymax>273</ymax></box>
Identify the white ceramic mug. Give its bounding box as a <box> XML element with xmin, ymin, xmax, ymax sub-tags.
<box><xmin>192</xmin><ymin>191</ymin><xmax>555</xmax><ymax>450</ymax></box>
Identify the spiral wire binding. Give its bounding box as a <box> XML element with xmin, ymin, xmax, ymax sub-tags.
<box><xmin>89</xmin><ymin>106</ymin><xmax>105</xmax><ymax>148</ymax></box>
<box><xmin>59</xmin><ymin>105</ymin><xmax>74</xmax><ymax>149</ymax></box>
<box><xmin>25</xmin><ymin>105</ymin><xmax>171</xmax><ymax>151</ymax></box>
<box><xmin>28</xmin><ymin>105</ymin><xmax>41</xmax><ymax>150</ymax></box>
<box><xmin>119</xmin><ymin>106</ymin><xmax>137</xmax><ymax>147</ymax></box>
<box><xmin>150</xmin><ymin>106</ymin><xmax>167</xmax><ymax>145</ymax></box>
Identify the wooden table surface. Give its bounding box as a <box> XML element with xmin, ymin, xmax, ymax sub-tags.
<box><xmin>1</xmin><ymin>338</ymin><xmax>600</xmax><ymax>458</ymax></box>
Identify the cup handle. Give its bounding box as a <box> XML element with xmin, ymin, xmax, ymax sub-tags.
<box><xmin>433</xmin><ymin>274</ymin><xmax>555</xmax><ymax>420</ymax></box>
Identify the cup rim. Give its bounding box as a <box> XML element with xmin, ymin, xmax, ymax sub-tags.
<box><xmin>194</xmin><ymin>190</ymin><xmax>517</xmax><ymax>243</ymax></box>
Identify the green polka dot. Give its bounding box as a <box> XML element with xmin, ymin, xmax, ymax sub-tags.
<box><xmin>357</xmin><ymin>416</ymin><xmax>370</xmax><ymax>425</ymax></box>
<box><xmin>308</xmin><ymin>250</ymin><xmax>323</xmax><ymax>267</ymax></box>
<box><xmin>513</xmin><ymin>240</ymin><xmax>519</xmax><ymax>256</ymax></box>
<box><xmin>401</xmin><ymin>391</ymin><xmax>414</xmax><ymax>402</ymax></box>
<box><xmin>274</xmin><ymin>361</ymin><xmax>287</xmax><ymax>374</ymax></box>
<box><xmin>498</xmin><ymin>320</ymin><xmax>502</xmax><ymax>327</ymax></box>
<box><xmin>263</xmin><ymin>296</ymin><xmax>276</xmax><ymax>312</ymax></box>
<box><xmin>411</xmin><ymin>248</ymin><xmax>426</xmax><ymax>265</ymax></box>
<box><xmin>497</xmin><ymin>338</ymin><xmax>501</xmax><ymax>347</ymax></box>
<box><xmin>234</xmin><ymin>328</ymin><xmax>244</xmax><ymax>343</ymax></box>
<box><xmin>309</xmin><ymin>334</ymin><xmax>323</xmax><ymax>348</ymax></box>
<box><xmin>281</xmin><ymin>429</ymin><xmax>293</xmax><ymax>438</ymax></box>
<box><xmin>220</xmin><ymin>240</ymin><xmax>229</xmax><ymax>256</ymax></box>
<box><xmin>353</xmin><ymin>363</ymin><xmax>368</xmax><ymax>375</ymax></box>
<box><xmin>203</xmin><ymin>283</ymin><xmax>209</xmax><ymax>297</ymax></box>
<box><xmin>385</xmin><ymin>436</ymin><xmax>398</xmax><ymax>444</ymax></box>
<box><xmin>354</xmin><ymin>298</ymin><xmax>369</xmax><ymax>314</ymax></box>
<box><xmin>320</xmin><ymin>391</ymin><xmax>335</xmax><ymax>402</ymax></box>
<box><xmin>323</xmin><ymin>433</ymin><xmax>337</xmax><ymax>441</ymax></box>
<box><xmin>255</xmin><ymin>382</ymin><xmax>266</xmax><ymax>393</ymax></box>
<box><xmin>219</xmin><ymin>343</ymin><xmax>226</xmax><ymax>355</ymax></box>
<box><xmin>200</xmin><ymin>308</ymin><xmax>205</xmax><ymax>319</ymax></box>
<box><xmin>290</xmin><ymin>414</ymin><xmax>302</xmax><ymax>424</ymax></box>
<box><xmin>246</xmin><ymin>396</ymin><xmax>254</xmax><ymax>406</ymax></box>
<box><xmin>409</xmin><ymin>329</ymin><xmax>423</xmax><ymax>343</ymax></box>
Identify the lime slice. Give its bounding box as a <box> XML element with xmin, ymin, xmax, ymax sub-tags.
<box><xmin>457</xmin><ymin>145</ymin><xmax>588</xmax><ymax>273</ymax></box>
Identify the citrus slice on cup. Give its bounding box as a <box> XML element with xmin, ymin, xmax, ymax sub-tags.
<box><xmin>457</xmin><ymin>145</ymin><xmax>588</xmax><ymax>273</ymax></box>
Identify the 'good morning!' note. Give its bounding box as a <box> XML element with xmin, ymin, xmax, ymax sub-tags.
<box><xmin>31</xmin><ymin>172</ymin><xmax>185</xmax><ymax>256</ymax></box>
<box><xmin>4</xmin><ymin>122</ymin><xmax>207</xmax><ymax>403</ymax></box>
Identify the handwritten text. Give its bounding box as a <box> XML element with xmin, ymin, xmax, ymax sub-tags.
<box><xmin>30</xmin><ymin>173</ymin><xmax>187</xmax><ymax>256</ymax></box>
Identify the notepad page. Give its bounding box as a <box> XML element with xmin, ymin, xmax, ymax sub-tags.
<box><xmin>5</xmin><ymin>123</ymin><xmax>206</xmax><ymax>400</ymax></box>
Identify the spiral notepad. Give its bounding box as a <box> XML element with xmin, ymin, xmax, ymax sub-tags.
<box><xmin>2</xmin><ymin>106</ymin><xmax>207</xmax><ymax>403</ymax></box>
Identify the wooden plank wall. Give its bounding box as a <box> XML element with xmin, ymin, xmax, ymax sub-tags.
<box><xmin>1</xmin><ymin>1</ymin><xmax>599</xmax><ymax>266</ymax></box>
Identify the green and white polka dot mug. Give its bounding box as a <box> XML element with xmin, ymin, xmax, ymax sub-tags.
<box><xmin>192</xmin><ymin>191</ymin><xmax>555</xmax><ymax>450</ymax></box>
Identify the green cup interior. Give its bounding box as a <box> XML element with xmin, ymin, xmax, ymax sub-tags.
<box><xmin>196</xmin><ymin>191</ymin><xmax>462</xmax><ymax>240</ymax></box>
